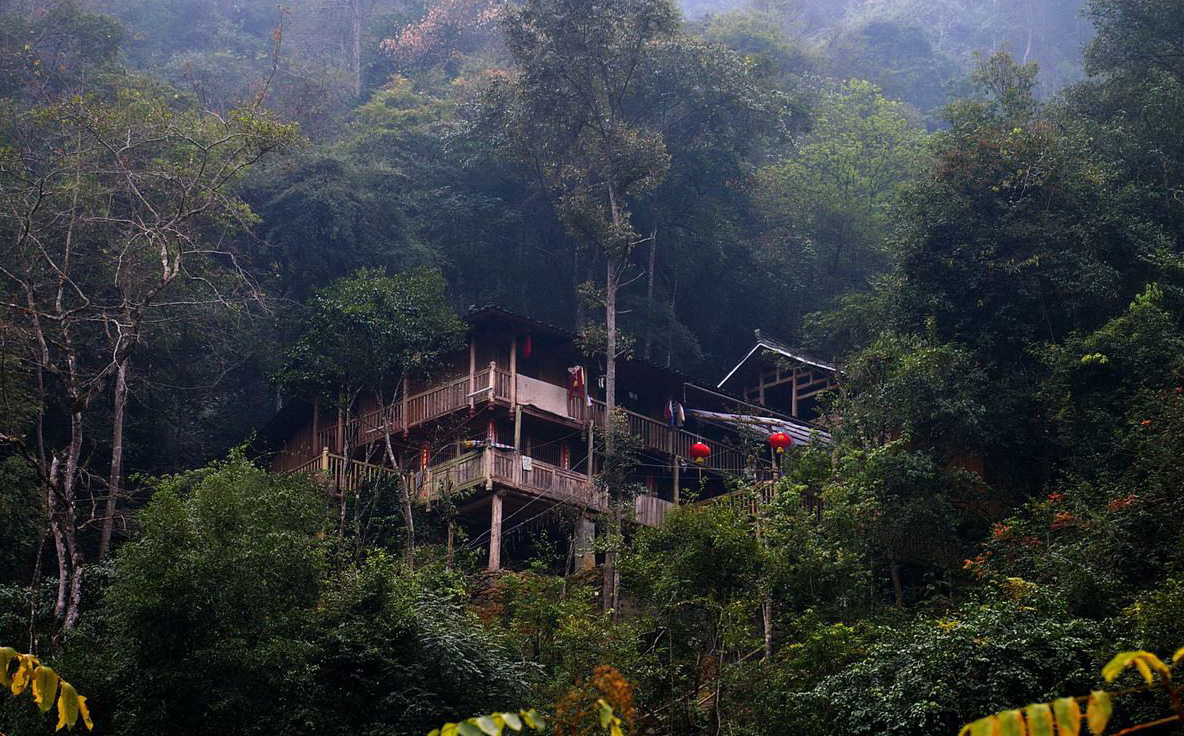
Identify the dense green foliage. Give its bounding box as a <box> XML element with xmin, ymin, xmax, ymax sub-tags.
<box><xmin>3</xmin><ymin>0</ymin><xmax>1184</xmax><ymax>734</ymax></box>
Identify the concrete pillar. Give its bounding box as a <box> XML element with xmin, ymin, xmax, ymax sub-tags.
<box><xmin>488</xmin><ymin>492</ymin><xmax>504</xmax><ymax>571</ymax></box>
<box><xmin>574</xmin><ymin>516</ymin><xmax>596</xmax><ymax>570</ymax></box>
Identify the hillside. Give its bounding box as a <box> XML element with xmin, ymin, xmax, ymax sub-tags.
<box><xmin>1</xmin><ymin>0</ymin><xmax>1184</xmax><ymax>735</ymax></box>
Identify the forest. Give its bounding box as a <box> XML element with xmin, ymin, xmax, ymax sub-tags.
<box><xmin>2</xmin><ymin>0</ymin><xmax>1184</xmax><ymax>734</ymax></box>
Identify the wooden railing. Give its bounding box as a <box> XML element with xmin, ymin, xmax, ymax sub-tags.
<box><xmin>490</xmin><ymin>450</ymin><xmax>607</xmax><ymax>512</ymax></box>
<box><xmin>588</xmin><ymin>399</ymin><xmax>752</xmax><ymax>475</ymax></box>
<box><xmin>419</xmin><ymin>451</ymin><xmax>486</xmax><ymax>500</ymax></box>
<box><xmin>634</xmin><ymin>494</ymin><xmax>676</xmax><ymax>527</ymax></box>
<box><xmin>290</xmin><ymin>450</ymin><xmax>401</xmax><ymax>494</ymax></box>
<box><xmin>323</xmin><ymin>368</ymin><xmax>518</xmax><ymax>451</ymax></box>
<box><xmin>303</xmin><ymin>372</ymin><xmax>753</xmax><ymax>479</ymax></box>
<box><xmin>705</xmin><ymin>482</ymin><xmax>824</xmax><ymax>521</ymax></box>
<box><xmin>289</xmin><ymin>447</ymin><xmax>608</xmax><ymax>515</ymax></box>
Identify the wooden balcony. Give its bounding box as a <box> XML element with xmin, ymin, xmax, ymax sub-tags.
<box><xmin>290</xmin><ymin>447</ymin><xmax>676</xmax><ymax>526</ymax></box>
<box><xmin>309</xmin><ymin>368</ymin><xmax>756</xmax><ymax>479</ymax></box>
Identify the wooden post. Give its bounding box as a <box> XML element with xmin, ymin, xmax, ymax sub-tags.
<box><xmin>401</xmin><ymin>376</ymin><xmax>410</xmax><ymax>435</ymax></box>
<box><xmin>575</xmin><ymin>516</ymin><xmax>596</xmax><ymax>569</ymax></box>
<box><xmin>488</xmin><ymin>492</ymin><xmax>504</xmax><ymax>571</ymax></box>
<box><xmin>587</xmin><ymin>423</ymin><xmax>595</xmax><ymax>480</ymax></box>
<box><xmin>488</xmin><ymin>360</ymin><xmax>497</xmax><ymax>398</ymax></box>
<box><xmin>791</xmin><ymin>367</ymin><xmax>799</xmax><ymax>418</ymax></box>
<box><xmin>484</xmin><ymin>446</ymin><xmax>493</xmax><ymax>491</ymax></box>
<box><xmin>320</xmin><ymin>446</ymin><xmax>330</xmax><ymax>472</ymax></box>
<box><xmin>672</xmin><ymin>454</ymin><xmax>680</xmax><ymax>504</ymax></box>
<box><xmin>469</xmin><ymin>340</ymin><xmax>477</xmax><ymax>410</ymax></box>
<box><xmin>335</xmin><ymin>406</ymin><xmax>344</xmax><ymax>453</ymax></box>
<box><xmin>514</xmin><ymin>405</ymin><xmax>522</xmax><ymax>452</ymax></box>
<box><xmin>509</xmin><ymin>335</ymin><xmax>517</xmax><ymax>406</ymax></box>
<box><xmin>311</xmin><ymin>400</ymin><xmax>320</xmax><ymax>453</ymax></box>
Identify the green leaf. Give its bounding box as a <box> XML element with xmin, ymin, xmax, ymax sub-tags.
<box><xmin>1024</xmin><ymin>704</ymin><xmax>1053</xmax><ymax>736</ymax></box>
<box><xmin>1053</xmin><ymin>698</ymin><xmax>1081</xmax><ymax>736</ymax></box>
<box><xmin>502</xmin><ymin>712</ymin><xmax>522</xmax><ymax>731</ymax></box>
<box><xmin>1086</xmin><ymin>691</ymin><xmax>1112</xmax><ymax>736</ymax></box>
<box><xmin>441</xmin><ymin>723</ymin><xmax>458</xmax><ymax>736</ymax></box>
<box><xmin>598</xmin><ymin>699</ymin><xmax>613</xmax><ymax>729</ymax></box>
<box><xmin>0</xmin><ymin>647</ymin><xmax>17</xmax><ymax>687</ymax></box>
<box><xmin>429</xmin><ymin>730</ymin><xmax>441</xmax><ymax>736</ymax></box>
<box><xmin>476</xmin><ymin>715</ymin><xmax>500</xmax><ymax>736</ymax></box>
<box><xmin>32</xmin><ymin>666</ymin><xmax>59</xmax><ymax>713</ymax></box>
<box><xmin>997</xmin><ymin>709</ymin><xmax>1025</xmax><ymax>736</ymax></box>
<box><xmin>458</xmin><ymin>720</ymin><xmax>484</xmax><ymax>736</ymax></box>
<box><xmin>521</xmin><ymin>709</ymin><xmax>545</xmax><ymax>731</ymax></box>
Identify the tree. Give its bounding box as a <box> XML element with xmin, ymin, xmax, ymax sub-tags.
<box><xmin>475</xmin><ymin>0</ymin><xmax>679</xmax><ymax>609</ymax></box>
<box><xmin>100</xmin><ymin>453</ymin><xmax>531</xmax><ymax>736</ymax></box>
<box><xmin>275</xmin><ymin>267</ymin><xmax>463</xmax><ymax>565</ymax></box>
<box><xmin>477</xmin><ymin>0</ymin><xmax>677</xmax><ymax>425</ymax></box>
<box><xmin>0</xmin><ymin>64</ymin><xmax>294</xmax><ymax>627</ymax></box>
<box><xmin>755</xmin><ymin>79</ymin><xmax>924</xmax><ymax>329</ymax></box>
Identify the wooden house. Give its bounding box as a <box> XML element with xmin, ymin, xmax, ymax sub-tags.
<box><xmin>260</xmin><ymin>308</ymin><xmax>835</xmax><ymax>571</ymax></box>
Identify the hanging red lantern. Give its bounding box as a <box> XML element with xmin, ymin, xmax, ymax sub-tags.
<box><xmin>769</xmin><ymin>432</ymin><xmax>794</xmax><ymax>454</ymax></box>
<box><xmin>689</xmin><ymin>442</ymin><xmax>711</xmax><ymax>464</ymax></box>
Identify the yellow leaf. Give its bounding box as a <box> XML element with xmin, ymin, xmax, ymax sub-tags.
<box><xmin>1102</xmin><ymin>651</ymin><xmax>1170</xmax><ymax>684</ymax></box>
<box><xmin>964</xmin><ymin>716</ymin><xmax>996</xmax><ymax>736</ymax></box>
<box><xmin>33</xmin><ymin>666</ymin><xmax>59</xmax><ymax>712</ymax></box>
<box><xmin>610</xmin><ymin>723</ymin><xmax>624</xmax><ymax>736</ymax></box>
<box><xmin>1086</xmin><ymin>691</ymin><xmax>1112</xmax><ymax>736</ymax></box>
<box><xmin>1174</xmin><ymin>647</ymin><xmax>1184</xmax><ymax>663</ymax></box>
<box><xmin>998</xmin><ymin>709</ymin><xmax>1026</xmax><ymax>736</ymax></box>
<box><xmin>1135</xmin><ymin>652</ymin><xmax>1171</xmax><ymax>681</ymax></box>
<box><xmin>77</xmin><ymin>695</ymin><xmax>92</xmax><ymax>731</ymax></box>
<box><xmin>1102</xmin><ymin>652</ymin><xmax>1139</xmax><ymax>682</ymax></box>
<box><xmin>502</xmin><ymin>712</ymin><xmax>522</xmax><ymax>731</ymax></box>
<box><xmin>11</xmin><ymin>655</ymin><xmax>34</xmax><ymax>696</ymax></box>
<box><xmin>56</xmin><ymin>681</ymin><xmax>79</xmax><ymax>731</ymax></box>
<box><xmin>1133</xmin><ymin>657</ymin><xmax>1154</xmax><ymax>684</ymax></box>
<box><xmin>1053</xmin><ymin>697</ymin><xmax>1081</xmax><ymax>736</ymax></box>
<box><xmin>1024</xmin><ymin>704</ymin><xmax>1053</xmax><ymax>736</ymax></box>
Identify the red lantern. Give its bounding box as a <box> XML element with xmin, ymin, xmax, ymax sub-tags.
<box><xmin>689</xmin><ymin>442</ymin><xmax>711</xmax><ymax>464</ymax></box>
<box><xmin>769</xmin><ymin>432</ymin><xmax>794</xmax><ymax>454</ymax></box>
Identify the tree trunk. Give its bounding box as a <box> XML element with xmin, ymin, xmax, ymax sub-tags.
<box><xmin>643</xmin><ymin>227</ymin><xmax>657</xmax><ymax>360</ymax></box>
<box><xmin>602</xmin><ymin>187</ymin><xmax>622</xmax><ymax>616</ymax></box>
<box><xmin>383</xmin><ymin>428</ymin><xmax>415</xmax><ymax>569</ymax></box>
<box><xmin>61</xmin><ymin>408</ymin><xmax>84</xmax><ymax>629</ymax></box>
<box><xmin>351</xmin><ymin>0</ymin><xmax>363</xmax><ymax>97</ymax></box>
<box><xmin>762</xmin><ymin>594</ymin><xmax>773</xmax><ymax>660</ymax></box>
<box><xmin>99</xmin><ymin>356</ymin><xmax>129</xmax><ymax>561</ymax></box>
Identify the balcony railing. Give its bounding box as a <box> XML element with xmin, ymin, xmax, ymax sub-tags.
<box><xmin>309</xmin><ymin>370</ymin><xmax>755</xmax><ymax>478</ymax></box>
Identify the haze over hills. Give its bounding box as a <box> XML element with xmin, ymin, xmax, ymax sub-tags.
<box><xmin>684</xmin><ymin>0</ymin><xmax>1092</xmax><ymax>110</ymax></box>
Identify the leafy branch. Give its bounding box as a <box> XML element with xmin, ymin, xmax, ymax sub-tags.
<box><xmin>959</xmin><ymin>647</ymin><xmax>1184</xmax><ymax>736</ymax></box>
<box><xmin>1</xmin><ymin>646</ymin><xmax>92</xmax><ymax>731</ymax></box>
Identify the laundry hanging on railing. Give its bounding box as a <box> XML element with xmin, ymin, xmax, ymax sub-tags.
<box><xmin>664</xmin><ymin>399</ymin><xmax>686</xmax><ymax>429</ymax></box>
<box><xmin>568</xmin><ymin>365</ymin><xmax>591</xmax><ymax>406</ymax></box>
